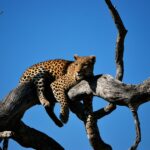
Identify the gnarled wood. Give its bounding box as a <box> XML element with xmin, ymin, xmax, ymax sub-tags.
<box><xmin>68</xmin><ymin>74</ymin><xmax>150</xmax><ymax>107</ymax></box>
<box><xmin>0</xmin><ymin>74</ymin><xmax>150</xmax><ymax>149</ymax></box>
<box><xmin>0</xmin><ymin>1</ymin><xmax>148</xmax><ymax>150</ymax></box>
<box><xmin>105</xmin><ymin>0</ymin><xmax>127</xmax><ymax>81</ymax></box>
<box><xmin>68</xmin><ymin>74</ymin><xmax>150</xmax><ymax>149</ymax></box>
<box><xmin>0</xmin><ymin>83</ymin><xmax>64</xmax><ymax>150</ymax></box>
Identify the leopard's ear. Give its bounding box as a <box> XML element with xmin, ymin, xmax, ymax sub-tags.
<box><xmin>74</xmin><ymin>54</ymin><xmax>79</xmax><ymax>60</ymax></box>
<box><xmin>90</xmin><ymin>55</ymin><xmax>96</xmax><ymax>63</ymax></box>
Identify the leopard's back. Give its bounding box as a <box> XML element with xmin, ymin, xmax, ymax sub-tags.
<box><xmin>19</xmin><ymin>59</ymin><xmax>72</xmax><ymax>83</ymax></box>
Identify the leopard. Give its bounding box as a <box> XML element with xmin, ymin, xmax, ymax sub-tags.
<box><xmin>19</xmin><ymin>54</ymin><xmax>96</xmax><ymax>127</ymax></box>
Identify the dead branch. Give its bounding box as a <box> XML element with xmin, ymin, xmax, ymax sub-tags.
<box><xmin>0</xmin><ymin>74</ymin><xmax>149</xmax><ymax>149</ymax></box>
<box><xmin>105</xmin><ymin>0</ymin><xmax>127</xmax><ymax>81</ymax></box>
<box><xmin>104</xmin><ymin>0</ymin><xmax>142</xmax><ymax>149</ymax></box>
<box><xmin>69</xmin><ymin>96</ymin><xmax>114</xmax><ymax>150</ymax></box>
<box><xmin>73</xmin><ymin>0</ymin><xmax>127</xmax><ymax>149</ymax></box>
<box><xmin>0</xmin><ymin>1</ymin><xmax>148</xmax><ymax>150</ymax></box>
<box><xmin>68</xmin><ymin>75</ymin><xmax>150</xmax><ymax>107</ymax></box>
<box><xmin>68</xmin><ymin>74</ymin><xmax>150</xmax><ymax>149</ymax></box>
<box><xmin>0</xmin><ymin>83</ymin><xmax>64</xmax><ymax>150</ymax></box>
<box><xmin>0</xmin><ymin>81</ymin><xmax>115</xmax><ymax>150</ymax></box>
<box><xmin>12</xmin><ymin>121</ymin><xmax>64</xmax><ymax>150</ymax></box>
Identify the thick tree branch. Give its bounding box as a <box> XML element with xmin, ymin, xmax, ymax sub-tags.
<box><xmin>12</xmin><ymin>121</ymin><xmax>64</xmax><ymax>150</ymax></box>
<box><xmin>68</xmin><ymin>74</ymin><xmax>150</xmax><ymax>149</ymax></box>
<box><xmin>0</xmin><ymin>1</ymin><xmax>146</xmax><ymax>149</ymax></box>
<box><xmin>77</xmin><ymin>1</ymin><xmax>127</xmax><ymax>149</ymax></box>
<box><xmin>0</xmin><ymin>80</ymin><xmax>116</xmax><ymax>150</ymax></box>
<box><xmin>0</xmin><ymin>74</ymin><xmax>150</xmax><ymax>149</ymax></box>
<box><xmin>70</xmin><ymin>96</ymin><xmax>113</xmax><ymax>150</ymax></box>
<box><xmin>104</xmin><ymin>1</ymin><xmax>143</xmax><ymax>149</ymax></box>
<box><xmin>68</xmin><ymin>75</ymin><xmax>150</xmax><ymax>107</ymax></box>
<box><xmin>0</xmin><ymin>83</ymin><xmax>64</xmax><ymax>150</ymax></box>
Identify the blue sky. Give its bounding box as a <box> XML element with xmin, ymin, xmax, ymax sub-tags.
<box><xmin>0</xmin><ymin>0</ymin><xmax>150</xmax><ymax>150</ymax></box>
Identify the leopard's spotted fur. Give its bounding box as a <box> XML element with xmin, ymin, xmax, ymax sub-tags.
<box><xmin>19</xmin><ymin>55</ymin><xmax>96</xmax><ymax>126</ymax></box>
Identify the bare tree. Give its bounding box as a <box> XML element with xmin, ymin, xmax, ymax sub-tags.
<box><xmin>0</xmin><ymin>0</ymin><xmax>149</xmax><ymax>150</ymax></box>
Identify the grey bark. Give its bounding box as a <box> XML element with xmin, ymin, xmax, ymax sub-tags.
<box><xmin>0</xmin><ymin>83</ymin><xmax>64</xmax><ymax>150</ymax></box>
<box><xmin>0</xmin><ymin>75</ymin><xmax>149</xmax><ymax>149</ymax></box>
<box><xmin>68</xmin><ymin>75</ymin><xmax>150</xmax><ymax>150</ymax></box>
<box><xmin>0</xmin><ymin>0</ymin><xmax>147</xmax><ymax>150</ymax></box>
<box><xmin>68</xmin><ymin>74</ymin><xmax>150</xmax><ymax>108</ymax></box>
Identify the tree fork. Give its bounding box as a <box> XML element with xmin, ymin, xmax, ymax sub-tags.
<box><xmin>0</xmin><ymin>0</ymin><xmax>149</xmax><ymax>150</ymax></box>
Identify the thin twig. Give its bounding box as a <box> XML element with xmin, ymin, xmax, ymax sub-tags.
<box><xmin>94</xmin><ymin>103</ymin><xmax>116</xmax><ymax>119</ymax></box>
<box><xmin>128</xmin><ymin>109</ymin><xmax>141</xmax><ymax>150</ymax></box>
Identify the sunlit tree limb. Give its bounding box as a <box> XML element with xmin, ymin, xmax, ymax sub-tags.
<box><xmin>68</xmin><ymin>74</ymin><xmax>150</xmax><ymax>150</ymax></box>
<box><xmin>0</xmin><ymin>74</ymin><xmax>150</xmax><ymax>149</ymax></box>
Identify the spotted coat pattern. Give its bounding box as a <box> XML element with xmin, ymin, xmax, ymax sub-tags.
<box><xmin>19</xmin><ymin>55</ymin><xmax>96</xmax><ymax>125</ymax></box>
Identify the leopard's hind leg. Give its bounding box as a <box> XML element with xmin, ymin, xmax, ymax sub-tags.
<box><xmin>33</xmin><ymin>67</ymin><xmax>50</xmax><ymax>107</ymax></box>
<box><xmin>34</xmin><ymin>68</ymin><xmax>63</xmax><ymax>127</ymax></box>
<box><xmin>34</xmin><ymin>77</ymin><xmax>50</xmax><ymax>107</ymax></box>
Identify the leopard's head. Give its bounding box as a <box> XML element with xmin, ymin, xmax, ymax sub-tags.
<box><xmin>68</xmin><ymin>54</ymin><xmax>96</xmax><ymax>81</ymax></box>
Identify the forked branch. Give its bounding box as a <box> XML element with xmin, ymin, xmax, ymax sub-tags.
<box><xmin>0</xmin><ymin>74</ymin><xmax>150</xmax><ymax>149</ymax></box>
<box><xmin>104</xmin><ymin>0</ymin><xmax>142</xmax><ymax>149</ymax></box>
<box><xmin>76</xmin><ymin>0</ymin><xmax>127</xmax><ymax>149</ymax></box>
<box><xmin>0</xmin><ymin>83</ymin><xmax>64</xmax><ymax>150</ymax></box>
<box><xmin>0</xmin><ymin>1</ymin><xmax>148</xmax><ymax>150</ymax></box>
<box><xmin>69</xmin><ymin>74</ymin><xmax>150</xmax><ymax>150</ymax></box>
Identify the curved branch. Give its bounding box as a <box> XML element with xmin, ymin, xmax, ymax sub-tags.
<box><xmin>129</xmin><ymin>111</ymin><xmax>141</xmax><ymax>150</ymax></box>
<box><xmin>0</xmin><ymin>83</ymin><xmax>64</xmax><ymax>150</ymax></box>
<box><xmin>80</xmin><ymin>1</ymin><xmax>127</xmax><ymax>149</ymax></box>
<box><xmin>68</xmin><ymin>74</ymin><xmax>150</xmax><ymax>149</ymax></box>
<box><xmin>12</xmin><ymin>121</ymin><xmax>64</xmax><ymax>150</ymax></box>
<box><xmin>0</xmin><ymin>74</ymin><xmax>149</xmax><ymax>149</ymax></box>
<box><xmin>0</xmin><ymin>1</ymin><xmax>144</xmax><ymax>150</ymax></box>
<box><xmin>104</xmin><ymin>1</ymin><xmax>143</xmax><ymax>149</ymax></box>
<box><xmin>0</xmin><ymin>80</ymin><xmax>114</xmax><ymax>150</ymax></box>
<box><xmin>105</xmin><ymin>0</ymin><xmax>127</xmax><ymax>81</ymax></box>
<box><xmin>70</xmin><ymin>96</ymin><xmax>113</xmax><ymax>150</ymax></box>
<box><xmin>94</xmin><ymin>103</ymin><xmax>116</xmax><ymax>120</ymax></box>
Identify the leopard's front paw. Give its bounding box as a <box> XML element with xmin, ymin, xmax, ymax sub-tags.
<box><xmin>59</xmin><ymin>108</ymin><xmax>69</xmax><ymax>123</ymax></box>
<box><xmin>60</xmin><ymin>114</ymin><xmax>68</xmax><ymax>124</ymax></box>
<box><xmin>41</xmin><ymin>100</ymin><xmax>50</xmax><ymax>107</ymax></box>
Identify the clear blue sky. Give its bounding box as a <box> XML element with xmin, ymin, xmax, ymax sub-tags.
<box><xmin>0</xmin><ymin>0</ymin><xmax>150</xmax><ymax>150</ymax></box>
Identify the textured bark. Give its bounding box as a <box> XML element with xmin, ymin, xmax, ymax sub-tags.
<box><xmin>103</xmin><ymin>1</ymin><xmax>140</xmax><ymax>149</ymax></box>
<box><xmin>0</xmin><ymin>0</ymin><xmax>147</xmax><ymax>150</ymax></box>
<box><xmin>73</xmin><ymin>0</ymin><xmax>127</xmax><ymax>149</ymax></box>
<box><xmin>68</xmin><ymin>74</ymin><xmax>150</xmax><ymax>108</ymax></box>
<box><xmin>105</xmin><ymin>0</ymin><xmax>127</xmax><ymax>81</ymax></box>
<box><xmin>68</xmin><ymin>75</ymin><xmax>150</xmax><ymax>149</ymax></box>
<box><xmin>0</xmin><ymin>75</ymin><xmax>150</xmax><ymax>149</ymax></box>
<box><xmin>0</xmin><ymin>83</ymin><xmax>64</xmax><ymax>150</ymax></box>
